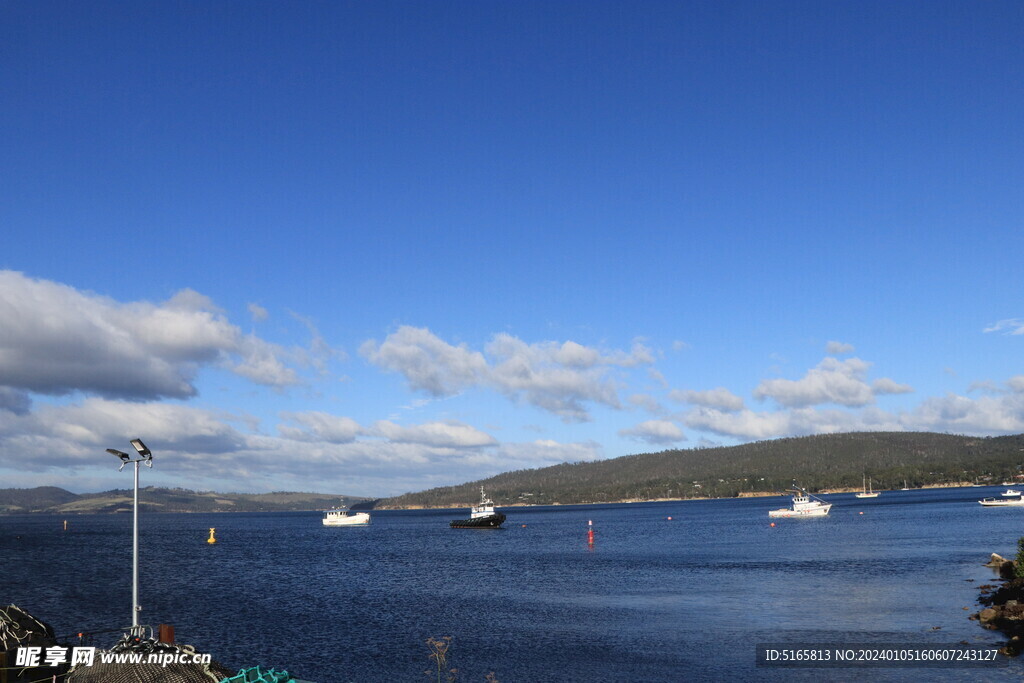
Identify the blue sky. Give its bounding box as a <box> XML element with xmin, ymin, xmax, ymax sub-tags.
<box><xmin>2</xmin><ymin>1</ymin><xmax>1022</xmax><ymax>497</ymax></box>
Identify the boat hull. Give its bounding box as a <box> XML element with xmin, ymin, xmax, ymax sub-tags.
<box><xmin>323</xmin><ymin>512</ymin><xmax>371</xmax><ymax>526</ymax></box>
<box><xmin>768</xmin><ymin>506</ymin><xmax>831</xmax><ymax>518</ymax></box>
<box><xmin>979</xmin><ymin>498</ymin><xmax>1024</xmax><ymax>507</ymax></box>
<box><xmin>450</xmin><ymin>512</ymin><xmax>506</xmax><ymax>528</ymax></box>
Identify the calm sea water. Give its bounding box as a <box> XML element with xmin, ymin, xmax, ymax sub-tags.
<box><xmin>2</xmin><ymin>487</ymin><xmax>1023</xmax><ymax>682</ymax></box>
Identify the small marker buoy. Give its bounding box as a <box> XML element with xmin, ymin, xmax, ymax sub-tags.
<box><xmin>770</xmin><ymin>522</ymin><xmax>775</xmax><ymax>527</ymax></box>
<box><xmin>667</xmin><ymin>516</ymin><xmax>672</xmax><ymax>521</ymax></box>
<box><xmin>521</xmin><ymin>524</ymin><xmax>526</xmax><ymax>527</ymax></box>
<box><xmin>207</xmin><ymin>528</ymin><xmax>217</xmax><ymax>544</ymax></box>
<box><xmin>859</xmin><ymin>511</ymin><xmax>864</xmax><ymax>515</ymax></box>
<box><xmin>63</xmin><ymin>520</ymin><xmax>67</xmax><ymax>531</ymax></box>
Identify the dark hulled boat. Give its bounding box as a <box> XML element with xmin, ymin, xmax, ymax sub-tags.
<box><xmin>450</xmin><ymin>486</ymin><xmax>506</xmax><ymax>528</ymax></box>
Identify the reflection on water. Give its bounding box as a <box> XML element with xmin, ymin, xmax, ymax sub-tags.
<box><xmin>2</xmin><ymin>487</ymin><xmax>1022</xmax><ymax>681</ymax></box>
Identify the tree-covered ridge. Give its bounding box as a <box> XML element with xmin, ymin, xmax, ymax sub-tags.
<box><xmin>380</xmin><ymin>432</ymin><xmax>1024</xmax><ymax>508</ymax></box>
<box><xmin>0</xmin><ymin>486</ymin><xmax>368</xmax><ymax>514</ymax></box>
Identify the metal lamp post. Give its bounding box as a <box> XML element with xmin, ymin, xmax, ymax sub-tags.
<box><xmin>106</xmin><ymin>438</ymin><xmax>153</xmax><ymax>635</ymax></box>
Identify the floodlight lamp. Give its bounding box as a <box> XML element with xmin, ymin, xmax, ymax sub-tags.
<box><xmin>107</xmin><ymin>449</ymin><xmax>131</xmax><ymax>462</ymax></box>
<box><xmin>130</xmin><ymin>439</ymin><xmax>151</xmax><ymax>459</ymax></box>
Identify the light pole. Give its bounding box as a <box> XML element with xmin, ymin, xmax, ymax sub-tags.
<box><xmin>106</xmin><ymin>438</ymin><xmax>153</xmax><ymax>635</ymax></box>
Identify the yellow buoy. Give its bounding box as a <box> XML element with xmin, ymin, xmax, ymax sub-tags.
<box><xmin>207</xmin><ymin>528</ymin><xmax>216</xmax><ymax>544</ymax></box>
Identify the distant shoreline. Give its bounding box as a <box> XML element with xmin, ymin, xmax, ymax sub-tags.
<box><xmin>378</xmin><ymin>482</ymin><xmax>993</xmax><ymax>510</ymax></box>
<box><xmin>2</xmin><ymin>481</ymin><xmax>1005</xmax><ymax>515</ymax></box>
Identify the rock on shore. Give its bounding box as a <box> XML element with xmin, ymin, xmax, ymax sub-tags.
<box><xmin>973</xmin><ymin>553</ymin><xmax>1024</xmax><ymax>655</ymax></box>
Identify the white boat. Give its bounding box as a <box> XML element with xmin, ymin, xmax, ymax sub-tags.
<box><xmin>1002</xmin><ymin>489</ymin><xmax>1022</xmax><ymax>497</ymax></box>
<box><xmin>322</xmin><ymin>508</ymin><xmax>371</xmax><ymax>526</ymax></box>
<box><xmin>769</xmin><ymin>486</ymin><xmax>832</xmax><ymax>518</ymax></box>
<box><xmin>855</xmin><ymin>475</ymin><xmax>880</xmax><ymax>499</ymax></box>
<box><xmin>900</xmin><ymin>480</ymin><xmax>910</xmax><ymax>491</ymax></box>
<box><xmin>979</xmin><ymin>497</ymin><xmax>1024</xmax><ymax>507</ymax></box>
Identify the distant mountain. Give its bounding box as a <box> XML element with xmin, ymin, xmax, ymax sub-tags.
<box><xmin>0</xmin><ymin>486</ymin><xmax>367</xmax><ymax>514</ymax></box>
<box><xmin>0</xmin><ymin>486</ymin><xmax>80</xmax><ymax>511</ymax></box>
<box><xmin>380</xmin><ymin>432</ymin><xmax>1024</xmax><ymax>508</ymax></box>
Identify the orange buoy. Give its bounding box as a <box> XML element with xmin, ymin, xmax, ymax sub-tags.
<box><xmin>770</xmin><ymin>522</ymin><xmax>775</xmax><ymax>527</ymax></box>
<box><xmin>667</xmin><ymin>516</ymin><xmax>672</xmax><ymax>521</ymax></box>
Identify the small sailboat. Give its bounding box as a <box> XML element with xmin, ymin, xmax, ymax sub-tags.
<box><xmin>900</xmin><ymin>480</ymin><xmax>910</xmax><ymax>491</ymax></box>
<box><xmin>855</xmin><ymin>475</ymin><xmax>879</xmax><ymax>498</ymax></box>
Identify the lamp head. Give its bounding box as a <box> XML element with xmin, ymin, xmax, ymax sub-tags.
<box><xmin>107</xmin><ymin>448</ymin><xmax>131</xmax><ymax>462</ymax></box>
<box><xmin>130</xmin><ymin>439</ymin><xmax>151</xmax><ymax>459</ymax></box>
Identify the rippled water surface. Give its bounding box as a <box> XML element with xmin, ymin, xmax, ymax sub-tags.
<box><xmin>3</xmin><ymin>487</ymin><xmax>1023</xmax><ymax>681</ymax></box>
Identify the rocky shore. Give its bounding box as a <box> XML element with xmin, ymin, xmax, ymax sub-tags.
<box><xmin>972</xmin><ymin>553</ymin><xmax>1024</xmax><ymax>656</ymax></box>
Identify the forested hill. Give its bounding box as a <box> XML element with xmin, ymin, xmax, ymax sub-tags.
<box><xmin>380</xmin><ymin>432</ymin><xmax>1024</xmax><ymax>508</ymax></box>
<box><xmin>0</xmin><ymin>487</ymin><xmax>368</xmax><ymax>514</ymax></box>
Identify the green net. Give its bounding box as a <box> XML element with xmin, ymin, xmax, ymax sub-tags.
<box><xmin>219</xmin><ymin>666</ymin><xmax>295</xmax><ymax>683</ymax></box>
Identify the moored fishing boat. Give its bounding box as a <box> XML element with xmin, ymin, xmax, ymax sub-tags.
<box><xmin>323</xmin><ymin>508</ymin><xmax>371</xmax><ymax>526</ymax></box>
<box><xmin>979</xmin><ymin>497</ymin><xmax>1024</xmax><ymax>507</ymax></box>
<box><xmin>768</xmin><ymin>486</ymin><xmax>831</xmax><ymax>518</ymax></box>
<box><xmin>450</xmin><ymin>486</ymin><xmax>506</xmax><ymax>528</ymax></box>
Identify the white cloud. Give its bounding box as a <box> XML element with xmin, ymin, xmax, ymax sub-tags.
<box><xmin>248</xmin><ymin>303</ymin><xmax>269</xmax><ymax>322</ymax></box>
<box><xmin>753</xmin><ymin>357</ymin><xmax>878</xmax><ymax>407</ymax></box>
<box><xmin>278</xmin><ymin>411</ymin><xmax>363</xmax><ymax>443</ymax></box>
<box><xmin>683</xmin><ymin>405</ymin><xmax>904</xmax><ymax>440</ymax></box>
<box><xmin>670</xmin><ymin>387</ymin><xmax>745</xmax><ymax>412</ymax></box>
<box><xmin>231</xmin><ymin>336</ymin><xmax>300</xmax><ymax>387</ymax></box>
<box><xmin>826</xmin><ymin>340</ymin><xmax>855</xmax><ymax>354</ymax></box>
<box><xmin>619</xmin><ymin>419</ymin><xmax>686</xmax><ymax>445</ymax></box>
<box><xmin>495</xmin><ymin>439</ymin><xmax>604</xmax><ymax>464</ymax></box>
<box><xmin>360</xmin><ymin>327</ymin><xmax>653</xmax><ymax>422</ymax></box>
<box><xmin>0</xmin><ymin>395</ymin><xmax>605</xmax><ymax>496</ymax></box>
<box><xmin>901</xmin><ymin>393</ymin><xmax>1024</xmax><ymax>433</ymax></box>
<box><xmin>288</xmin><ymin>310</ymin><xmax>345</xmax><ymax>371</ymax></box>
<box><xmin>485</xmin><ymin>334</ymin><xmax>626</xmax><ymax>422</ymax></box>
<box><xmin>371</xmin><ymin>420</ymin><xmax>497</xmax><ymax>448</ymax></box>
<box><xmin>872</xmin><ymin>377</ymin><xmax>914</xmax><ymax>395</ymax></box>
<box><xmin>359</xmin><ymin>326</ymin><xmax>487</xmax><ymax>396</ymax></box>
<box><xmin>628</xmin><ymin>393</ymin><xmax>663</xmax><ymax>414</ymax></box>
<box><xmin>0</xmin><ymin>271</ymin><xmax>303</xmax><ymax>399</ymax></box>
<box><xmin>984</xmin><ymin>319</ymin><xmax>1024</xmax><ymax>335</ymax></box>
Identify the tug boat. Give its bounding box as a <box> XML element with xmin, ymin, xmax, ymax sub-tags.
<box><xmin>768</xmin><ymin>486</ymin><xmax>832</xmax><ymax>518</ymax></box>
<box><xmin>322</xmin><ymin>508</ymin><xmax>371</xmax><ymax>526</ymax></box>
<box><xmin>450</xmin><ymin>487</ymin><xmax>506</xmax><ymax>528</ymax></box>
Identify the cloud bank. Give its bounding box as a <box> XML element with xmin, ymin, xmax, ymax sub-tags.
<box><xmin>361</xmin><ymin>326</ymin><xmax>654</xmax><ymax>422</ymax></box>
<box><xmin>0</xmin><ymin>271</ymin><xmax>305</xmax><ymax>400</ymax></box>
